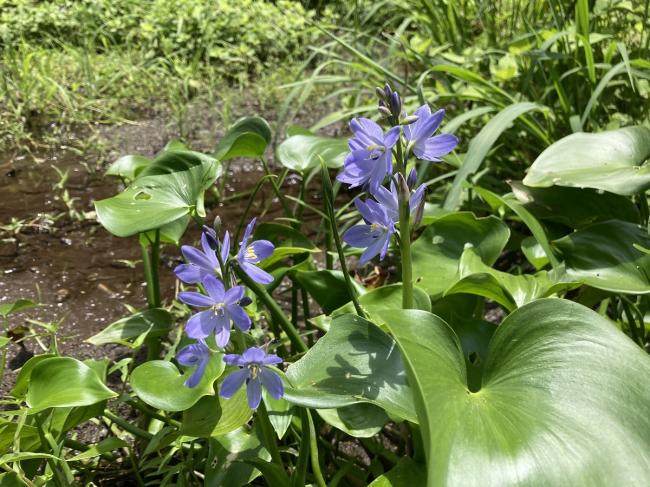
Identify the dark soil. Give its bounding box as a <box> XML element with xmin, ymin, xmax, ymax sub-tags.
<box><xmin>0</xmin><ymin>101</ymin><xmax>342</xmax><ymax>395</ymax></box>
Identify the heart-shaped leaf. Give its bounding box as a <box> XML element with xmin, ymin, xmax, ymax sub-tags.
<box><xmin>317</xmin><ymin>403</ymin><xmax>388</xmax><ymax>438</ymax></box>
<box><xmin>214</xmin><ymin>117</ymin><xmax>272</xmax><ymax>161</ymax></box>
<box><xmin>25</xmin><ymin>357</ymin><xmax>117</xmax><ymax>411</ymax></box>
<box><xmin>130</xmin><ymin>353</ymin><xmax>225</xmax><ymax>411</ymax></box>
<box><xmin>105</xmin><ymin>155</ymin><xmax>152</xmax><ymax>181</ymax></box>
<box><xmin>284</xmin><ymin>314</ymin><xmax>416</xmax><ymax>423</ymax></box>
<box><xmin>205</xmin><ymin>428</ymin><xmax>270</xmax><ymax>487</ymax></box>
<box><xmin>411</xmin><ymin>212</ymin><xmax>510</xmax><ymax>297</ymax></box>
<box><xmin>180</xmin><ymin>386</ymin><xmax>251</xmax><ymax>438</ymax></box>
<box><xmin>276</xmin><ymin>134</ymin><xmax>348</xmax><ymax>172</ymax></box>
<box><xmin>553</xmin><ymin>220</ymin><xmax>650</xmax><ymax>294</ymax></box>
<box><xmin>95</xmin><ymin>150</ymin><xmax>220</xmax><ymax>237</ymax></box>
<box><xmin>382</xmin><ymin>300</ymin><xmax>650</xmax><ymax>486</ymax></box>
<box><xmin>87</xmin><ymin>308</ymin><xmax>173</xmax><ymax>346</ymax></box>
<box><xmin>523</xmin><ymin>126</ymin><xmax>650</xmax><ymax>195</ymax></box>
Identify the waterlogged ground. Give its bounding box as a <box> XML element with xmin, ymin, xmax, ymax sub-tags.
<box><xmin>0</xmin><ymin>106</ymin><xmax>335</xmax><ymax>395</ymax></box>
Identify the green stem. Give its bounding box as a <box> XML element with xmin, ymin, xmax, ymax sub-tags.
<box><xmin>320</xmin><ymin>164</ymin><xmax>365</xmax><ymax>317</ymax></box>
<box><xmin>257</xmin><ymin>401</ymin><xmax>283</xmax><ymax>467</ymax></box>
<box><xmin>260</xmin><ymin>156</ymin><xmax>293</xmax><ymax>218</ymax></box>
<box><xmin>307</xmin><ymin>409</ymin><xmax>328</xmax><ymax>487</ymax></box>
<box><xmin>235</xmin><ymin>266</ymin><xmax>307</xmax><ymax>353</ymax></box>
<box><xmin>293</xmin><ymin>409</ymin><xmax>310</xmax><ymax>487</ymax></box>
<box><xmin>140</xmin><ymin>231</ymin><xmax>161</xmax><ymax>360</ymax></box>
<box><xmin>103</xmin><ymin>409</ymin><xmax>154</xmax><ymax>440</ymax></box>
<box><xmin>395</xmin><ymin>140</ymin><xmax>414</xmax><ymax>309</ymax></box>
<box><xmin>126</xmin><ymin>399</ymin><xmax>181</xmax><ymax>428</ymax></box>
<box><xmin>34</xmin><ymin>414</ymin><xmax>69</xmax><ymax>487</ymax></box>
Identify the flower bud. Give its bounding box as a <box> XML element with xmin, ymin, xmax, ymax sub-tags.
<box><xmin>203</xmin><ymin>224</ymin><xmax>218</xmax><ymax>250</ymax></box>
<box><xmin>384</xmin><ymin>82</ymin><xmax>393</xmax><ymax>99</ymax></box>
<box><xmin>407</xmin><ymin>168</ymin><xmax>417</xmax><ymax>189</ymax></box>
<box><xmin>413</xmin><ymin>190</ymin><xmax>426</xmax><ymax>229</ymax></box>
<box><xmin>390</xmin><ymin>92</ymin><xmax>402</xmax><ymax>115</ymax></box>
<box><xmin>401</xmin><ymin>115</ymin><xmax>419</xmax><ymax>125</ymax></box>
<box><xmin>396</xmin><ymin>173</ymin><xmax>410</xmax><ymax>205</ymax></box>
<box><xmin>378</xmin><ymin>106</ymin><xmax>393</xmax><ymax>118</ymax></box>
<box><xmin>375</xmin><ymin>86</ymin><xmax>387</xmax><ymax>100</ymax></box>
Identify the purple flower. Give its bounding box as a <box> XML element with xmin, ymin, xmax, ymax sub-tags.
<box><xmin>175</xmin><ymin>230</ymin><xmax>230</xmax><ymax>284</ymax></box>
<box><xmin>220</xmin><ymin>347</ymin><xmax>283</xmax><ymax>409</ymax></box>
<box><xmin>176</xmin><ymin>341</ymin><xmax>210</xmax><ymax>388</ymax></box>
<box><xmin>373</xmin><ymin>181</ymin><xmax>426</xmax><ymax>222</ymax></box>
<box><xmin>237</xmin><ymin>218</ymin><xmax>275</xmax><ymax>285</ymax></box>
<box><xmin>404</xmin><ymin>105</ymin><xmax>458</xmax><ymax>161</ymax></box>
<box><xmin>178</xmin><ymin>275</ymin><xmax>251</xmax><ymax>347</ymax></box>
<box><xmin>343</xmin><ymin>198</ymin><xmax>396</xmax><ymax>264</ymax></box>
<box><xmin>337</xmin><ymin>118</ymin><xmax>400</xmax><ymax>194</ymax></box>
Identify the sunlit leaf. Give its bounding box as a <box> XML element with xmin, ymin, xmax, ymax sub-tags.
<box><xmin>25</xmin><ymin>357</ymin><xmax>117</xmax><ymax>411</ymax></box>
<box><xmin>276</xmin><ymin>134</ymin><xmax>348</xmax><ymax>172</ymax></box>
<box><xmin>87</xmin><ymin>308</ymin><xmax>172</xmax><ymax>346</ymax></box>
<box><xmin>382</xmin><ymin>300</ymin><xmax>650</xmax><ymax>486</ymax></box>
<box><xmin>214</xmin><ymin>117</ymin><xmax>272</xmax><ymax>161</ymax></box>
<box><xmin>523</xmin><ymin>126</ymin><xmax>650</xmax><ymax>195</ymax></box>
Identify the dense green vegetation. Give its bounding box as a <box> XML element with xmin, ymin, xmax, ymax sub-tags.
<box><xmin>1</xmin><ymin>1</ymin><xmax>650</xmax><ymax>486</ymax></box>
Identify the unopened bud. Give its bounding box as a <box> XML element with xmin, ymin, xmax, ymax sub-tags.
<box><xmin>396</xmin><ymin>173</ymin><xmax>410</xmax><ymax>204</ymax></box>
<box><xmin>413</xmin><ymin>191</ymin><xmax>426</xmax><ymax>229</ymax></box>
<box><xmin>375</xmin><ymin>86</ymin><xmax>387</xmax><ymax>100</ymax></box>
<box><xmin>239</xmin><ymin>296</ymin><xmax>253</xmax><ymax>307</ymax></box>
<box><xmin>378</xmin><ymin>106</ymin><xmax>392</xmax><ymax>118</ymax></box>
<box><xmin>384</xmin><ymin>82</ymin><xmax>393</xmax><ymax>99</ymax></box>
<box><xmin>407</xmin><ymin>168</ymin><xmax>417</xmax><ymax>188</ymax></box>
<box><xmin>401</xmin><ymin>115</ymin><xmax>419</xmax><ymax>126</ymax></box>
<box><xmin>390</xmin><ymin>92</ymin><xmax>402</xmax><ymax>115</ymax></box>
<box><xmin>203</xmin><ymin>224</ymin><xmax>218</xmax><ymax>250</ymax></box>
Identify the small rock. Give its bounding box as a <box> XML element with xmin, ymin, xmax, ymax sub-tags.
<box><xmin>55</xmin><ymin>288</ymin><xmax>71</xmax><ymax>302</ymax></box>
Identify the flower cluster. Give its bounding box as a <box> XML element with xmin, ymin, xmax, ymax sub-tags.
<box><xmin>173</xmin><ymin>218</ymin><xmax>283</xmax><ymax>410</ymax></box>
<box><xmin>339</xmin><ymin>85</ymin><xmax>459</xmax><ymax>263</ymax></box>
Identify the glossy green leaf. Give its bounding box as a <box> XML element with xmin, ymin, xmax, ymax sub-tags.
<box><xmin>104</xmin><ymin>154</ymin><xmax>151</xmax><ymax>181</ymax></box>
<box><xmin>284</xmin><ymin>314</ymin><xmax>416</xmax><ymax>423</ymax></box>
<box><xmin>523</xmin><ymin>126</ymin><xmax>650</xmax><ymax>195</ymax></box>
<box><xmin>87</xmin><ymin>308</ymin><xmax>172</xmax><ymax>346</ymax></box>
<box><xmin>10</xmin><ymin>354</ymin><xmax>56</xmax><ymax>398</ymax></box>
<box><xmin>25</xmin><ymin>357</ymin><xmax>117</xmax><ymax>411</ymax></box>
<box><xmin>180</xmin><ymin>386</ymin><xmax>251</xmax><ymax>437</ymax></box>
<box><xmin>369</xmin><ymin>457</ymin><xmax>426</xmax><ymax>487</ymax></box>
<box><xmin>95</xmin><ymin>150</ymin><xmax>220</xmax><ymax>237</ymax></box>
<box><xmin>317</xmin><ymin>403</ymin><xmax>388</xmax><ymax>438</ymax></box>
<box><xmin>445</xmin><ymin>248</ymin><xmax>580</xmax><ymax>311</ymax></box>
<box><xmin>382</xmin><ymin>300</ymin><xmax>650</xmax><ymax>486</ymax></box>
<box><xmin>263</xmin><ymin>391</ymin><xmax>293</xmax><ymax>440</ymax></box>
<box><xmin>444</xmin><ymin>102</ymin><xmax>545</xmax><ymax>209</ymax></box>
<box><xmin>554</xmin><ymin>220</ymin><xmax>650</xmax><ymax>294</ymax></box>
<box><xmin>214</xmin><ymin>116</ymin><xmax>271</xmax><ymax>161</ymax></box>
<box><xmin>205</xmin><ymin>428</ymin><xmax>269</xmax><ymax>487</ymax></box>
<box><xmin>294</xmin><ymin>270</ymin><xmax>366</xmax><ymax>314</ymax></box>
<box><xmin>0</xmin><ymin>420</ymin><xmax>40</xmax><ymax>453</ymax></box>
<box><xmin>276</xmin><ymin>134</ymin><xmax>348</xmax><ymax>172</ymax></box>
<box><xmin>510</xmin><ymin>181</ymin><xmax>640</xmax><ymax>228</ymax></box>
<box><xmin>521</xmin><ymin>236</ymin><xmax>550</xmax><ymax>270</ymax></box>
<box><xmin>130</xmin><ymin>353</ymin><xmax>225</xmax><ymax>411</ymax></box>
<box><xmin>411</xmin><ymin>212</ymin><xmax>510</xmax><ymax>297</ymax></box>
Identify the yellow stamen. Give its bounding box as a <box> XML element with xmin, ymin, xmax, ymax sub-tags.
<box><xmin>246</xmin><ymin>246</ymin><xmax>257</xmax><ymax>260</ymax></box>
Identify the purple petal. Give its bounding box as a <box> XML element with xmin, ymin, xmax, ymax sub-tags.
<box><xmin>247</xmin><ymin>377</ymin><xmax>262</xmax><ymax>409</ymax></box>
<box><xmin>368</xmin><ymin>151</ymin><xmax>391</xmax><ymax>194</ymax></box>
<box><xmin>201</xmin><ymin>232</ymin><xmax>215</xmax><ymax>257</ymax></box>
<box><xmin>227</xmin><ymin>305</ymin><xmax>251</xmax><ymax>331</ymax></box>
<box><xmin>202</xmin><ymin>275</ymin><xmax>225</xmax><ymax>303</ymax></box>
<box><xmin>260</xmin><ymin>353</ymin><xmax>283</xmax><ymax>366</ymax></box>
<box><xmin>383</xmin><ymin>126</ymin><xmax>401</xmax><ymax>149</ymax></box>
<box><xmin>174</xmin><ymin>263</ymin><xmax>203</xmax><ymax>284</ymax></box>
<box><xmin>176</xmin><ymin>342</ymin><xmax>209</xmax><ymax>366</ymax></box>
<box><xmin>259</xmin><ymin>369</ymin><xmax>284</xmax><ymax>399</ymax></box>
<box><xmin>337</xmin><ymin>158</ymin><xmax>374</xmax><ymax>188</ymax></box>
<box><xmin>359</xmin><ymin>233</ymin><xmax>390</xmax><ymax>264</ymax></box>
<box><xmin>350</xmin><ymin>118</ymin><xmax>384</xmax><ymax>144</ymax></box>
<box><xmin>247</xmin><ymin>240</ymin><xmax>274</xmax><ymax>263</ymax></box>
<box><xmin>185</xmin><ymin>359</ymin><xmax>208</xmax><ymax>388</ymax></box>
<box><xmin>178</xmin><ymin>291</ymin><xmax>214</xmax><ymax>308</ymax></box>
<box><xmin>409</xmin><ymin>184</ymin><xmax>427</xmax><ymax>214</ymax></box>
<box><xmin>224</xmin><ymin>285</ymin><xmax>245</xmax><ymax>304</ymax></box>
<box><xmin>407</xmin><ymin>168</ymin><xmax>417</xmax><ymax>188</ymax></box>
<box><xmin>343</xmin><ymin>225</ymin><xmax>381</xmax><ymax>249</ymax></box>
<box><xmin>214</xmin><ymin>321</ymin><xmax>231</xmax><ymax>348</ymax></box>
<box><xmin>414</xmin><ymin>134</ymin><xmax>459</xmax><ymax>161</ymax></box>
<box><xmin>186</xmin><ymin>310</ymin><xmax>217</xmax><ymax>339</ymax></box>
<box><xmin>242</xmin><ymin>347</ymin><xmax>267</xmax><ymax>364</ymax></box>
<box><xmin>223</xmin><ymin>353</ymin><xmax>245</xmax><ymax>366</ymax></box>
<box><xmin>241</xmin><ymin>262</ymin><xmax>274</xmax><ymax>284</ymax></box>
<box><xmin>181</xmin><ymin>245</ymin><xmax>217</xmax><ymax>272</ymax></box>
<box><xmin>220</xmin><ymin>368</ymin><xmax>249</xmax><ymax>398</ymax></box>
<box><xmin>220</xmin><ymin>231</ymin><xmax>231</xmax><ymax>263</ymax></box>
<box><xmin>240</xmin><ymin>218</ymin><xmax>256</xmax><ymax>252</ymax></box>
